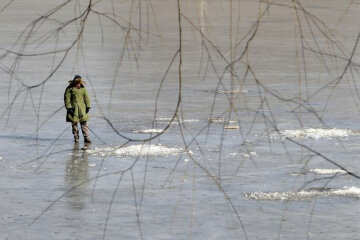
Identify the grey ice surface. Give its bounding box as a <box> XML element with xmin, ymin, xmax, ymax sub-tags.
<box><xmin>1</xmin><ymin>0</ymin><xmax>360</xmax><ymax>239</ymax></box>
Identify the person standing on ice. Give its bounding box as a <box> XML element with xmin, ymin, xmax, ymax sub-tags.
<box><xmin>64</xmin><ymin>75</ymin><xmax>92</xmax><ymax>143</ymax></box>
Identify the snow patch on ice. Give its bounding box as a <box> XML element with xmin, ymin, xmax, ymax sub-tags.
<box><xmin>246</xmin><ymin>186</ymin><xmax>360</xmax><ymax>201</ymax></box>
<box><xmin>242</xmin><ymin>151</ymin><xmax>256</xmax><ymax>158</ymax></box>
<box><xmin>276</xmin><ymin>128</ymin><xmax>358</xmax><ymax>139</ymax></box>
<box><xmin>216</xmin><ymin>89</ymin><xmax>248</xmax><ymax>94</ymax></box>
<box><xmin>156</xmin><ymin>118</ymin><xmax>199</xmax><ymax>124</ymax></box>
<box><xmin>208</xmin><ymin>118</ymin><xmax>236</xmax><ymax>124</ymax></box>
<box><xmin>206</xmin><ymin>89</ymin><xmax>248</xmax><ymax>94</ymax></box>
<box><xmin>87</xmin><ymin>144</ymin><xmax>188</xmax><ymax>157</ymax></box>
<box><xmin>133</xmin><ymin>128</ymin><xmax>164</xmax><ymax>133</ymax></box>
<box><xmin>308</xmin><ymin>168</ymin><xmax>347</xmax><ymax>175</ymax></box>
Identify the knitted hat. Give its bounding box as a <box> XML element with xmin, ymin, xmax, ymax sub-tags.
<box><xmin>72</xmin><ymin>75</ymin><xmax>83</xmax><ymax>85</ymax></box>
<box><xmin>68</xmin><ymin>75</ymin><xmax>85</xmax><ymax>85</ymax></box>
<box><xmin>73</xmin><ymin>75</ymin><xmax>82</xmax><ymax>81</ymax></box>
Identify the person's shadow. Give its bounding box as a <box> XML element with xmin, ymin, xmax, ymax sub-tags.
<box><xmin>64</xmin><ymin>143</ymin><xmax>91</xmax><ymax>210</ymax></box>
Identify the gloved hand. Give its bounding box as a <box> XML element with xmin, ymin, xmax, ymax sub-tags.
<box><xmin>86</xmin><ymin>107</ymin><xmax>90</xmax><ymax>113</ymax></box>
<box><xmin>67</xmin><ymin>108</ymin><xmax>74</xmax><ymax>115</ymax></box>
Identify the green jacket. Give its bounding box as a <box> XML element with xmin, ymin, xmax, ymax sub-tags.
<box><xmin>64</xmin><ymin>84</ymin><xmax>91</xmax><ymax>123</ymax></box>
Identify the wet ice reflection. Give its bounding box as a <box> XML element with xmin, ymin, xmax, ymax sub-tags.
<box><xmin>65</xmin><ymin>144</ymin><xmax>90</xmax><ymax>210</ymax></box>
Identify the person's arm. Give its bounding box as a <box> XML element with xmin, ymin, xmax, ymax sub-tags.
<box><xmin>64</xmin><ymin>87</ymin><xmax>72</xmax><ymax>109</ymax></box>
<box><xmin>84</xmin><ymin>87</ymin><xmax>91</xmax><ymax>112</ymax></box>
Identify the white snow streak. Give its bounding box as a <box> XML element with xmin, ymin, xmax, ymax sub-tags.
<box><xmin>156</xmin><ymin>118</ymin><xmax>199</xmax><ymax>124</ymax></box>
<box><xmin>246</xmin><ymin>186</ymin><xmax>360</xmax><ymax>201</ymax></box>
<box><xmin>277</xmin><ymin>128</ymin><xmax>358</xmax><ymax>139</ymax></box>
<box><xmin>87</xmin><ymin>144</ymin><xmax>187</xmax><ymax>157</ymax></box>
<box><xmin>215</xmin><ymin>89</ymin><xmax>248</xmax><ymax>94</ymax></box>
<box><xmin>208</xmin><ymin>118</ymin><xmax>236</xmax><ymax>124</ymax></box>
<box><xmin>308</xmin><ymin>168</ymin><xmax>347</xmax><ymax>174</ymax></box>
<box><xmin>133</xmin><ymin>129</ymin><xmax>164</xmax><ymax>133</ymax></box>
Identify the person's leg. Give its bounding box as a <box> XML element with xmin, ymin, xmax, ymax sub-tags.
<box><xmin>80</xmin><ymin>121</ymin><xmax>91</xmax><ymax>143</ymax></box>
<box><xmin>72</xmin><ymin>122</ymin><xmax>79</xmax><ymax>143</ymax></box>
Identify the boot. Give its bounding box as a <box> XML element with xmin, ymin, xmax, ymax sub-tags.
<box><xmin>74</xmin><ymin>137</ymin><xmax>79</xmax><ymax>143</ymax></box>
<box><xmin>84</xmin><ymin>137</ymin><xmax>92</xmax><ymax>143</ymax></box>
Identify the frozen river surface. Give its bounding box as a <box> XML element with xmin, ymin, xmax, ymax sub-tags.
<box><xmin>0</xmin><ymin>0</ymin><xmax>360</xmax><ymax>239</ymax></box>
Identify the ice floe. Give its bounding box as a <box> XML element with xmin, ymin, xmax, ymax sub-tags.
<box><xmin>308</xmin><ymin>168</ymin><xmax>347</xmax><ymax>175</ymax></box>
<box><xmin>276</xmin><ymin>128</ymin><xmax>358</xmax><ymax>139</ymax></box>
<box><xmin>246</xmin><ymin>186</ymin><xmax>360</xmax><ymax>201</ymax></box>
<box><xmin>87</xmin><ymin>144</ymin><xmax>188</xmax><ymax>157</ymax></box>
